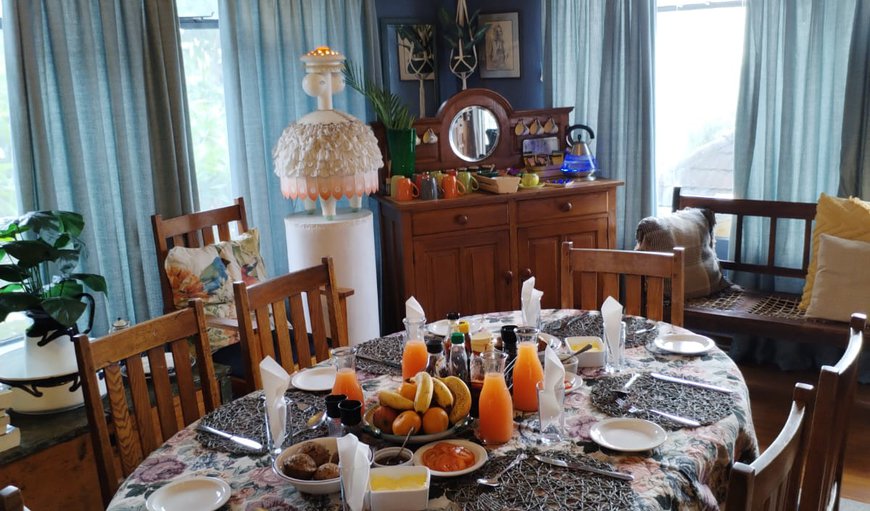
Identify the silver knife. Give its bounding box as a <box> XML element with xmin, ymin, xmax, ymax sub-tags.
<box><xmin>650</xmin><ymin>373</ymin><xmax>735</xmax><ymax>394</ymax></box>
<box><xmin>197</xmin><ymin>424</ymin><xmax>264</xmax><ymax>452</ymax></box>
<box><xmin>534</xmin><ymin>455</ymin><xmax>634</xmax><ymax>481</ymax></box>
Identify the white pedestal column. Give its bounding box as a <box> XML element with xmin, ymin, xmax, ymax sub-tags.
<box><xmin>284</xmin><ymin>208</ymin><xmax>379</xmax><ymax>345</ymax></box>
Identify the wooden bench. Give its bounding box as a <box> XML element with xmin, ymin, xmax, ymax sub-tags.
<box><xmin>672</xmin><ymin>187</ymin><xmax>860</xmax><ymax>348</ymax></box>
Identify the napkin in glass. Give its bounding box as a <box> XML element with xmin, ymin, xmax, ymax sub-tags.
<box><xmin>540</xmin><ymin>345</ymin><xmax>565</xmax><ymax>431</ymax></box>
<box><xmin>601</xmin><ymin>296</ymin><xmax>624</xmax><ymax>365</ymax></box>
<box><xmin>337</xmin><ymin>433</ymin><xmax>371</xmax><ymax>511</ymax></box>
<box><xmin>260</xmin><ymin>356</ymin><xmax>290</xmax><ymax>451</ymax></box>
<box><xmin>405</xmin><ymin>296</ymin><xmax>425</xmax><ymax>321</ymax></box>
<box><xmin>521</xmin><ymin>277</ymin><xmax>543</xmax><ymax>328</ymax></box>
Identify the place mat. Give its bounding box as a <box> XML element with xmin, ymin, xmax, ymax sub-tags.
<box><xmin>354</xmin><ymin>334</ymin><xmax>403</xmax><ymax>369</ymax></box>
<box><xmin>438</xmin><ymin>448</ymin><xmax>637</xmax><ymax>510</ymax></box>
<box><xmin>543</xmin><ymin>312</ymin><xmax>657</xmax><ymax>349</ymax></box>
<box><xmin>196</xmin><ymin>389</ymin><xmax>327</xmax><ymax>455</ymax></box>
<box><xmin>590</xmin><ymin>373</ymin><xmax>735</xmax><ymax>430</ymax></box>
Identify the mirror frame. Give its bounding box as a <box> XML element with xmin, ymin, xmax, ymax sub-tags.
<box><xmin>448</xmin><ymin>106</ymin><xmax>500</xmax><ymax>163</ymax></box>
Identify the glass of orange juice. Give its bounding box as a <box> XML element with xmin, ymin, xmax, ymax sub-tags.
<box><xmin>330</xmin><ymin>347</ymin><xmax>365</xmax><ymax>414</ymax></box>
<box><xmin>402</xmin><ymin>317</ymin><xmax>429</xmax><ymax>379</ymax></box>
<box><xmin>478</xmin><ymin>351</ymin><xmax>514</xmax><ymax>445</ymax></box>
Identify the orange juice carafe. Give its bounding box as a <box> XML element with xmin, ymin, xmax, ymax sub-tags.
<box><xmin>512</xmin><ymin>327</ymin><xmax>544</xmax><ymax>412</ymax></box>
<box><xmin>330</xmin><ymin>347</ymin><xmax>365</xmax><ymax>413</ymax></box>
<box><xmin>478</xmin><ymin>351</ymin><xmax>514</xmax><ymax>444</ymax></box>
<box><xmin>402</xmin><ymin>317</ymin><xmax>429</xmax><ymax>379</ymax></box>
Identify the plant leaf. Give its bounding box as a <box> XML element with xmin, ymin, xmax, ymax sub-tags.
<box><xmin>55</xmin><ymin>211</ymin><xmax>84</xmax><ymax>237</ymax></box>
<box><xmin>45</xmin><ymin>279</ymin><xmax>83</xmax><ymax>298</ymax></box>
<box><xmin>0</xmin><ymin>217</ymin><xmax>24</xmax><ymax>238</ymax></box>
<box><xmin>0</xmin><ymin>283</ymin><xmax>23</xmax><ymax>293</ymax></box>
<box><xmin>71</xmin><ymin>273</ymin><xmax>107</xmax><ymax>293</ymax></box>
<box><xmin>53</xmin><ymin>233</ymin><xmax>71</xmax><ymax>249</ymax></box>
<box><xmin>41</xmin><ymin>296</ymin><xmax>87</xmax><ymax>327</ymax></box>
<box><xmin>18</xmin><ymin>211</ymin><xmax>61</xmax><ymax>235</ymax></box>
<box><xmin>0</xmin><ymin>264</ymin><xmax>28</xmax><ymax>282</ymax></box>
<box><xmin>3</xmin><ymin>239</ymin><xmax>59</xmax><ymax>267</ymax></box>
<box><xmin>0</xmin><ymin>292</ymin><xmax>40</xmax><ymax>321</ymax></box>
<box><xmin>55</xmin><ymin>248</ymin><xmax>81</xmax><ymax>275</ymax></box>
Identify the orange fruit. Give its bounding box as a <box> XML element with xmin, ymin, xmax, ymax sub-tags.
<box><xmin>371</xmin><ymin>406</ymin><xmax>399</xmax><ymax>434</ymax></box>
<box><xmin>421</xmin><ymin>407</ymin><xmax>450</xmax><ymax>435</ymax></box>
<box><xmin>398</xmin><ymin>381</ymin><xmax>418</xmax><ymax>401</ymax></box>
<box><xmin>392</xmin><ymin>410</ymin><xmax>422</xmax><ymax>436</ymax></box>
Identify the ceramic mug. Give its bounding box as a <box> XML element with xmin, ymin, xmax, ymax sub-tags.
<box><xmin>390</xmin><ymin>175</ymin><xmax>405</xmax><ymax>199</ymax></box>
<box><xmin>441</xmin><ymin>175</ymin><xmax>467</xmax><ymax>199</ymax></box>
<box><xmin>395</xmin><ymin>177</ymin><xmax>419</xmax><ymax>201</ymax></box>
<box><xmin>420</xmin><ymin>175</ymin><xmax>439</xmax><ymax>200</ymax></box>
<box><xmin>430</xmin><ymin>171</ymin><xmax>445</xmax><ymax>188</ymax></box>
<box><xmin>414</xmin><ymin>172</ymin><xmax>429</xmax><ymax>192</ymax></box>
<box><xmin>521</xmin><ymin>173</ymin><xmax>540</xmax><ymax>188</ymax></box>
<box><xmin>457</xmin><ymin>171</ymin><xmax>480</xmax><ymax>194</ymax></box>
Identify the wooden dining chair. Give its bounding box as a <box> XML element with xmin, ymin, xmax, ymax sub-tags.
<box><xmin>73</xmin><ymin>300</ymin><xmax>221</xmax><ymax>507</ymax></box>
<box><xmin>560</xmin><ymin>241</ymin><xmax>686</xmax><ymax>326</ymax></box>
<box><xmin>798</xmin><ymin>312</ymin><xmax>865</xmax><ymax>511</ymax></box>
<box><xmin>234</xmin><ymin>257</ymin><xmax>348</xmax><ymax>390</ymax></box>
<box><xmin>725</xmin><ymin>382</ymin><xmax>815</xmax><ymax>511</ymax></box>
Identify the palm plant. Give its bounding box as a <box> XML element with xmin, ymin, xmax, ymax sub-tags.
<box><xmin>343</xmin><ymin>61</ymin><xmax>415</xmax><ymax>130</ymax></box>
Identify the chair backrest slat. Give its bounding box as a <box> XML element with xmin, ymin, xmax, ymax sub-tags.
<box><xmin>234</xmin><ymin>257</ymin><xmax>348</xmax><ymax>391</ymax></box>
<box><xmin>560</xmin><ymin>242</ymin><xmax>685</xmax><ymax>326</ymax></box>
<box><xmin>0</xmin><ymin>485</ymin><xmax>25</xmax><ymax>511</ymax></box>
<box><xmin>74</xmin><ymin>300</ymin><xmax>221</xmax><ymax>507</ymax></box>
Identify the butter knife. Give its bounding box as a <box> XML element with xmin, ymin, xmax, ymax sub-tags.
<box><xmin>534</xmin><ymin>455</ymin><xmax>634</xmax><ymax>481</ymax></box>
<box><xmin>650</xmin><ymin>373</ymin><xmax>734</xmax><ymax>394</ymax></box>
<box><xmin>197</xmin><ymin>424</ymin><xmax>264</xmax><ymax>452</ymax></box>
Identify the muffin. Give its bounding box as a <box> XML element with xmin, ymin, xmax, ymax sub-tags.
<box><xmin>297</xmin><ymin>441</ymin><xmax>331</xmax><ymax>467</ymax></box>
<box><xmin>282</xmin><ymin>453</ymin><xmax>317</xmax><ymax>480</ymax></box>
<box><xmin>313</xmin><ymin>462</ymin><xmax>340</xmax><ymax>480</ymax></box>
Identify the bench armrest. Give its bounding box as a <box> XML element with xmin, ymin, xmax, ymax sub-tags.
<box><xmin>206</xmin><ymin>316</ymin><xmax>239</xmax><ymax>333</ymax></box>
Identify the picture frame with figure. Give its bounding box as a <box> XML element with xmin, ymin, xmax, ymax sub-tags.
<box><xmin>479</xmin><ymin>12</ymin><xmax>520</xmax><ymax>79</ymax></box>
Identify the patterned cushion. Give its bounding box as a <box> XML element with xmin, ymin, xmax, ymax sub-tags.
<box><xmin>800</xmin><ymin>193</ymin><xmax>870</xmax><ymax>309</ymax></box>
<box><xmin>635</xmin><ymin>207</ymin><xmax>728</xmax><ymax>299</ymax></box>
<box><xmin>217</xmin><ymin>228</ymin><xmax>267</xmax><ymax>285</ymax></box>
<box><xmin>165</xmin><ymin>244</ymin><xmax>241</xmax><ymax>351</ymax></box>
<box><xmin>805</xmin><ymin>234</ymin><xmax>870</xmax><ymax>322</ymax></box>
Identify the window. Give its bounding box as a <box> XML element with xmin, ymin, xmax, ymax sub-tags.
<box><xmin>655</xmin><ymin>0</ymin><xmax>746</xmax><ymax>222</ymax></box>
<box><xmin>0</xmin><ymin>6</ymin><xmax>18</xmax><ymax>219</ymax></box>
<box><xmin>177</xmin><ymin>0</ymin><xmax>232</xmax><ymax>211</ymax></box>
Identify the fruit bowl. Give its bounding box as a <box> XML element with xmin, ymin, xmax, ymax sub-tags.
<box><xmin>363</xmin><ymin>406</ymin><xmax>472</xmax><ymax>444</ymax></box>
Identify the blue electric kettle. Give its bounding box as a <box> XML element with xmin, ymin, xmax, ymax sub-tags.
<box><xmin>561</xmin><ymin>124</ymin><xmax>598</xmax><ymax>179</ymax></box>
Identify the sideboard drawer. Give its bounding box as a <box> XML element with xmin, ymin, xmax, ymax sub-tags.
<box><xmin>412</xmin><ymin>203</ymin><xmax>509</xmax><ymax>236</ymax></box>
<box><xmin>517</xmin><ymin>191</ymin><xmax>608</xmax><ymax>224</ymax></box>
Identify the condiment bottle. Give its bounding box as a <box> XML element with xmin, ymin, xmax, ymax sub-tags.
<box><xmin>329</xmin><ymin>347</ymin><xmax>365</xmax><ymax>414</ymax></box>
<box><xmin>448</xmin><ymin>332</ymin><xmax>470</xmax><ymax>383</ymax></box>
<box><xmin>325</xmin><ymin>394</ymin><xmax>346</xmax><ymax>437</ymax></box>
<box><xmin>512</xmin><ymin>327</ymin><xmax>544</xmax><ymax>412</ymax></box>
<box><xmin>469</xmin><ymin>333</ymin><xmax>493</xmax><ymax>418</ymax></box>
<box><xmin>478</xmin><ymin>351</ymin><xmax>513</xmax><ymax>444</ymax></box>
<box><xmin>500</xmin><ymin>325</ymin><xmax>518</xmax><ymax>389</ymax></box>
<box><xmin>458</xmin><ymin>321</ymin><xmax>472</xmax><ymax>357</ymax></box>
<box><xmin>424</xmin><ymin>339</ymin><xmax>444</xmax><ymax>377</ymax></box>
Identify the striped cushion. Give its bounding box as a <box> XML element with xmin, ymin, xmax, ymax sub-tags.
<box><xmin>636</xmin><ymin>207</ymin><xmax>728</xmax><ymax>299</ymax></box>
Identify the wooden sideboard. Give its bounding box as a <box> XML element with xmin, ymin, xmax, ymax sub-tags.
<box><xmin>375</xmin><ymin>180</ymin><xmax>621</xmax><ymax>332</ymax></box>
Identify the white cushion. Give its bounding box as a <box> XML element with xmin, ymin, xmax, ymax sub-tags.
<box><xmin>805</xmin><ymin>233</ymin><xmax>870</xmax><ymax>322</ymax></box>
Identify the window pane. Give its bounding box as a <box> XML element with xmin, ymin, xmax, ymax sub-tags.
<box><xmin>178</xmin><ymin>1</ymin><xmax>231</xmax><ymax>211</ymax></box>
<box><xmin>655</xmin><ymin>3</ymin><xmax>745</xmax><ymax>215</ymax></box>
<box><xmin>0</xmin><ymin>14</ymin><xmax>19</xmax><ymax>219</ymax></box>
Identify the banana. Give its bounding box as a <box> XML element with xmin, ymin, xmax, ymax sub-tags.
<box><xmin>431</xmin><ymin>377</ymin><xmax>454</xmax><ymax>409</ymax></box>
<box><xmin>414</xmin><ymin>371</ymin><xmax>434</xmax><ymax>413</ymax></box>
<box><xmin>378</xmin><ymin>390</ymin><xmax>415</xmax><ymax>411</ymax></box>
<box><xmin>441</xmin><ymin>376</ymin><xmax>472</xmax><ymax>424</ymax></box>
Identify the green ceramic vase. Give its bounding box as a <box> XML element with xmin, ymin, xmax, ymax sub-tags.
<box><xmin>386</xmin><ymin>128</ymin><xmax>416</xmax><ymax>178</ymax></box>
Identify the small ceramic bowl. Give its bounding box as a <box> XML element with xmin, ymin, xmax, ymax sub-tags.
<box><xmin>373</xmin><ymin>447</ymin><xmax>414</xmax><ymax>467</ymax></box>
<box><xmin>368</xmin><ymin>466</ymin><xmax>431</xmax><ymax>511</ymax></box>
<box><xmin>273</xmin><ymin>437</ymin><xmax>372</xmax><ymax>495</ymax></box>
<box><xmin>565</xmin><ymin>336</ymin><xmax>605</xmax><ymax>368</ymax></box>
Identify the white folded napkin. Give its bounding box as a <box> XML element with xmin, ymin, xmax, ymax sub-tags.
<box><xmin>405</xmin><ymin>296</ymin><xmax>426</xmax><ymax>322</ymax></box>
<box><xmin>540</xmin><ymin>346</ymin><xmax>565</xmax><ymax>429</ymax></box>
<box><xmin>260</xmin><ymin>356</ymin><xmax>290</xmax><ymax>449</ymax></box>
<box><xmin>521</xmin><ymin>277</ymin><xmax>543</xmax><ymax>328</ymax></box>
<box><xmin>601</xmin><ymin>296</ymin><xmax>623</xmax><ymax>361</ymax></box>
<box><xmin>337</xmin><ymin>433</ymin><xmax>371</xmax><ymax>511</ymax></box>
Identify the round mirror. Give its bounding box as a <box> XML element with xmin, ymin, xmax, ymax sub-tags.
<box><xmin>448</xmin><ymin>106</ymin><xmax>500</xmax><ymax>162</ymax></box>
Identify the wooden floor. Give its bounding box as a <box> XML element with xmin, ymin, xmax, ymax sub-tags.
<box><xmin>740</xmin><ymin>362</ymin><xmax>870</xmax><ymax>503</ymax></box>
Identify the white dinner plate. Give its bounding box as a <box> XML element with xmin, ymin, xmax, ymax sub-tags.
<box><xmin>426</xmin><ymin>318</ymin><xmax>484</xmax><ymax>337</ymax></box>
<box><xmin>565</xmin><ymin>374</ymin><xmax>582</xmax><ymax>394</ymax></box>
<box><xmin>653</xmin><ymin>334</ymin><xmax>715</xmax><ymax>355</ymax></box>
<box><xmin>413</xmin><ymin>439</ymin><xmax>488</xmax><ymax>477</ymax></box>
<box><xmin>590</xmin><ymin>418</ymin><xmax>667</xmax><ymax>452</ymax></box>
<box><xmin>145</xmin><ymin>476</ymin><xmax>231</xmax><ymax>511</ymax></box>
<box><xmin>291</xmin><ymin>366</ymin><xmax>337</xmax><ymax>392</ymax></box>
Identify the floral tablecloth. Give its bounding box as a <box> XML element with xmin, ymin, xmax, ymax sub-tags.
<box><xmin>107</xmin><ymin>310</ymin><xmax>758</xmax><ymax>511</ymax></box>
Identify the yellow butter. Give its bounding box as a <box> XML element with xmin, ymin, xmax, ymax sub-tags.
<box><xmin>370</xmin><ymin>473</ymin><xmax>428</xmax><ymax>491</ymax></box>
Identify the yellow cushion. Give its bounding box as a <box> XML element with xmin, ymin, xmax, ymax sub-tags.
<box><xmin>805</xmin><ymin>234</ymin><xmax>870</xmax><ymax>322</ymax></box>
<box><xmin>800</xmin><ymin>193</ymin><xmax>870</xmax><ymax>309</ymax></box>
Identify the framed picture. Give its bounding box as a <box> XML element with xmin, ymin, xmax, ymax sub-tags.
<box><xmin>379</xmin><ymin>18</ymin><xmax>440</xmax><ymax>117</ymax></box>
<box><xmin>397</xmin><ymin>24</ymin><xmax>435</xmax><ymax>81</ymax></box>
<box><xmin>479</xmin><ymin>12</ymin><xmax>520</xmax><ymax>79</ymax></box>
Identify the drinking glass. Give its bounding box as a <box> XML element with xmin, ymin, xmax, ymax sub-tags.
<box><xmin>535</xmin><ymin>380</ymin><xmax>565</xmax><ymax>445</ymax></box>
<box><xmin>604</xmin><ymin>321</ymin><xmax>627</xmax><ymax>373</ymax></box>
<box><xmin>264</xmin><ymin>395</ymin><xmax>292</xmax><ymax>457</ymax></box>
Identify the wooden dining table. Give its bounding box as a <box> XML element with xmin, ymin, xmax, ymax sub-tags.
<box><xmin>107</xmin><ymin>309</ymin><xmax>758</xmax><ymax>511</ymax></box>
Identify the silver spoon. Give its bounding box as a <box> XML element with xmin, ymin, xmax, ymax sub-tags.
<box><xmin>389</xmin><ymin>427</ymin><xmax>415</xmax><ymax>465</ymax></box>
<box><xmin>477</xmin><ymin>452</ymin><xmax>527</xmax><ymax>487</ymax></box>
<box><xmin>292</xmin><ymin>410</ymin><xmax>327</xmax><ymax>437</ymax></box>
<box><xmin>560</xmin><ymin>343</ymin><xmax>594</xmax><ymax>363</ymax></box>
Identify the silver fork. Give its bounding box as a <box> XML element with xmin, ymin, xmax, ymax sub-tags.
<box><xmin>616</xmin><ymin>398</ymin><xmax>701</xmax><ymax>427</ymax></box>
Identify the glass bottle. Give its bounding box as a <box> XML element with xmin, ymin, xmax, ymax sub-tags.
<box><xmin>500</xmin><ymin>325</ymin><xmax>518</xmax><ymax>389</ymax></box>
<box><xmin>443</xmin><ymin>312</ymin><xmax>461</xmax><ymax>353</ymax></box>
<box><xmin>512</xmin><ymin>326</ymin><xmax>544</xmax><ymax>412</ymax></box>
<box><xmin>448</xmin><ymin>332</ymin><xmax>470</xmax><ymax>383</ymax></box>
<box><xmin>478</xmin><ymin>350</ymin><xmax>514</xmax><ymax>445</ymax></box>
<box><xmin>469</xmin><ymin>333</ymin><xmax>493</xmax><ymax>418</ymax></box>
<box><xmin>325</xmin><ymin>394</ymin><xmax>346</xmax><ymax>437</ymax></box>
<box><xmin>424</xmin><ymin>339</ymin><xmax>444</xmax><ymax>377</ymax></box>
<box><xmin>458</xmin><ymin>321</ymin><xmax>472</xmax><ymax>357</ymax></box>
<box><xmin>402</xmin><ymin>316</ymin><xmax>428</xmax><ymax>379</ymax></box>
<box><xmin>330</xmin><ymin>346</ymin><xmax>365</xmax><ymax>414</ymax></box>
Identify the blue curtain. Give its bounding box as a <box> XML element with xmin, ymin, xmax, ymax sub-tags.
<box><xmin>4</xmin><ymin>0</ymin><xmax>199</xmax><ymax>334</ymax></box>
<box><xmin>543</xmin><ymin>0</ymin><xmax>656</xmax><ymax>249</ymax></box>
<box><xmin>731</xmin><ymin>0</ymin><xmax>869</xmax><ymax>380</ymax></box>
<box><xmin>219</xmin><ymin>0</ymin><xmax>380</xmax><ymax>277</ymax></box>
<box><xmin>839</xmin><ymin>0</ymin><xmax>870</xmax><ymax>198</ymax></box>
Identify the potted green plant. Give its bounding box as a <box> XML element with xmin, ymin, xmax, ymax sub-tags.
<box><xmin>0</xmin><ymin>210</ymin><xmax>106</xmax><ymax>341</ymax></box>
<box><xmin>343</xmin><ymin>61</ymin><xmax>417</xmax><ymax>178</ymax></box>
<box><xmin>439</xmin><ymin>6</ymin><xmax>488</xmax><ymax>89</ymax></box>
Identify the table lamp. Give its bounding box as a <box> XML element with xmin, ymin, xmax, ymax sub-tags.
<box><xmin>273</xmin><ymin>47</ymin><xmax>382</xmax><ymax>219</ymax></box>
